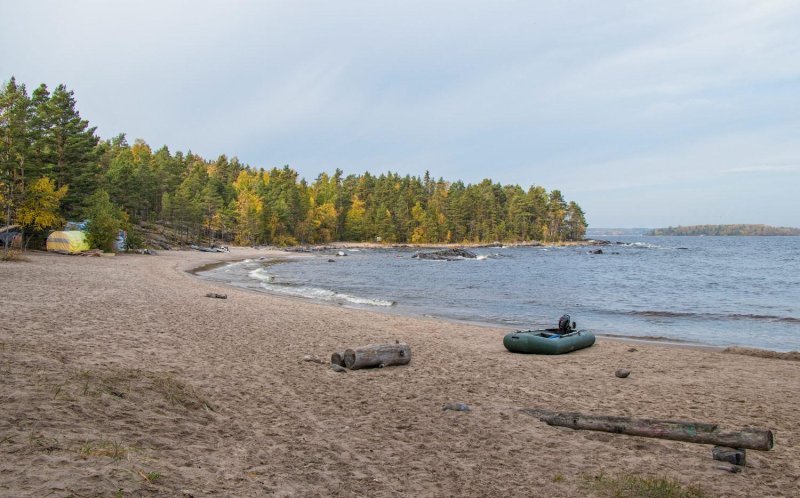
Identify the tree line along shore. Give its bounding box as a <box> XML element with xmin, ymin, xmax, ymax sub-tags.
<box><xmin>648</xmin><ymin>224</ymin><xmax>800</xmax><ymax>236</ymax></box>
<box><xmin>1</xmin><ymin>77</ymin><xmax>586</xmax><ymax>252</ymax></box>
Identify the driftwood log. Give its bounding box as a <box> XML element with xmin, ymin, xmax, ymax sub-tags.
<box><xmin>343</xmin><ymin>343</ymin><xmax>411</xmax><ymax>370</ymax></box>
<box><xmin>521</xmin><ymin>409</ymin><xmax>774</xmax><ymax>451</ymax></box>
<box><xmin>331</xmin><ymin>351</ymin><xmax>346</xmax><ymax>367</ymax></box>
<box><xmin>712</xmin><ymin>446</ymin><xmax>747</xmax><ymax>466</ymax></box>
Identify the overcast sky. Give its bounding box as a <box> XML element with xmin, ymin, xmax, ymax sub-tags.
<box><xmin>2</xmin><ymin>1</ymin><xmax>799</xmax><ymax>227</ymax></box>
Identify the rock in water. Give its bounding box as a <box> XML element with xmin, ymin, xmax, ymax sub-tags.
<box><xmin>615</xmin><ymin>368</ymin><xmax>631</xmax><ymax>378</ymax></box>
<box><xmin>413</xmin><ymin>248</ymin><xmax>478</xmax><ymax>261</ymax></box>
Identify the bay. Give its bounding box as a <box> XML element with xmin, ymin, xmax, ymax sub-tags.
<box><xmin>197</xmin><ymin>236</ymin><xmax>800</xmax><ymax>352</ymax></box>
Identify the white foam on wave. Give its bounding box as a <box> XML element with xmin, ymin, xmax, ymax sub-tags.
<box><xmin>248</xmin><ymin>267</ymin><xmax>274</xmax><ymax>282</ymax></box>
<box><xmin>476</xmin><ymin>254</ymin><xmax>489</xmax><ymax>260</ymax></box>
<box><xmin>258</xmin><ymin>282</ymin><xmax>394</xmax><ymax>307</ymax></box>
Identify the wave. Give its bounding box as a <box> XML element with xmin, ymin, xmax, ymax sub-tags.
<box><xmin>247</xmin><ymin>267</ymin><xmax>274</xmax><ymax>283</ymax></box>
<box><xmin>622</xmin><ymin>309</ymin><xmax>800</xmax><ymax>324</ymax></box>
<box><xmin>257</xmin><ymin>282</ymin><xmax>394</xmax><ymax>307</ymax></box>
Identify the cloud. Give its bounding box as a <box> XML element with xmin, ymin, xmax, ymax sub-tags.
<box><xmin>3</xmin><ymin>0</ymin><xmax>800</xmax><ymax>226</ymax></box>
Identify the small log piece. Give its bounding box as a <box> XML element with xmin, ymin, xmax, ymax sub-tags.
<box><xmin>331</xmin><ymin>351</ymin><xmax>346</xmax><ymax>367</ymax></box>
<box><xmin>712</xmin><ymin>446</ymin><xmax>746</xmax><ymax>466</ymax></box>
<box><xmin>520</xmin><ymin>409</ymin><xmax>774</xmax><ymax>451</ymax></box>
<box><xmin>343</xmin><ymin>343</ymin><xmax>411</xmax><ymax>370</ymax></box>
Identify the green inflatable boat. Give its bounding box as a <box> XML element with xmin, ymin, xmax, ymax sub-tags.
<box><xmin>503</xmin><ymin>328</ymin><xmax>596</xmax><ymax>355</ymax></box>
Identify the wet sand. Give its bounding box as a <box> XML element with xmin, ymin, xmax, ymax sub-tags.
<box><xmin>1</xmin><ymin>248</ymin><xmax>798</xmax><ymax>497</ymax></box>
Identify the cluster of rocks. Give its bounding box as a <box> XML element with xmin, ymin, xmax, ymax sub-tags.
<box><xmin>412</xmin><ymin>248</ymin><xmax>478</xmax><ymax>261</ymax></box>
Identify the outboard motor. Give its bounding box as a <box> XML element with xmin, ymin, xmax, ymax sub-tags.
<box><xmin>558</xmin><ymin>314</ymin><xmax>572</xmax><ymax>334</ymax></box>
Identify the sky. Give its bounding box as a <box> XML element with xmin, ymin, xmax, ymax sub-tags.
<box><xmin>2</xmin><ymin>1</ymin><xmax>799</xmax><ymax>228</ymax></box>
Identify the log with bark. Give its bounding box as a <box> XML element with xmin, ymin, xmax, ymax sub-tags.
<box><xmin>343</xmin><ymin>343</ymin><xmax>411</xmax><ymax>370</ymax></box>
<box><xmin>520</xmin><ymin>408</ymin><xmax>774</xmax><ymax>451</ymax></box>
<box><xmin>330</xmin><ymin>351</ymin><xmax>346</xmax><ymax>367</ymax></box>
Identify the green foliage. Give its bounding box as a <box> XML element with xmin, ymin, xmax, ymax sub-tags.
<box><xmin>84</xmin><ymin>189</ymin><xmax>127</xmax><ymax>252</ymax></box>
<box><xmin>3</xmin><ymin>75</ymin><xmax>589</xmax><ymax>246</ymax></box>
<box><xmin>123</xmin><ymin>224</ymin><xmax>144</xmax><ymax>250</ymax></box>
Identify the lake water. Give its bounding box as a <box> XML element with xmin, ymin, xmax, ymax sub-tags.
<box><xmin>196</xmin><ymin>236</ymin><xmax>800</xmax><ymax>352</ymax></box>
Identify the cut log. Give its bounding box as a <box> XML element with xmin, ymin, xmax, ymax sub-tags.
<box><xmin>520</xmin><ymin>409</ymin><xmax>774</xmax><ymax>451</ymax></box>
<box><xmin>343</xmin><ymin>343</ymin><xmax>411</xmax><ymax>370</ymax></box>
<box><xmin>712</xmin><ymin>446</ymin><xmax>746</xmax><ymax>466</ymax></box>
<box><xmin>331</xmin><ymin>351</ymin><xmax>346</xmax><ymax>367</ymax></box>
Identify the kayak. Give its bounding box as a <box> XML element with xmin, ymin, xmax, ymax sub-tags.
<box><xmin>503</xmin><ymin>328</ymin><xmax>596</xmax><ymax>355</ymax></box>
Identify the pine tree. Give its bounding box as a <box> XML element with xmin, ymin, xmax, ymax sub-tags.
<box><xmin>37</xmin><ymin>84</ymin><xmax>100</xmax><ymax>217</ymax></box>
<box><xmin>0</xmin><ymin>77</ymin><xmax>33</xmax><ymax>225</ymax></box>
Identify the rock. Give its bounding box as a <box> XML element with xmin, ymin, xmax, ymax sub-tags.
<box><xmin>204</xmin><ymin>293</ymin><xmax>227</xmax><ymax>299</ymax></box>
<box><xmin>327</xmin><ymin>259</ymin><xmax>336</xmax><ymax>263</ymax></box>
<box><xmin>615</xmin><ymin>368</ymin><xmax>631</xmax><ymax>378</ymax></box>
<box><xmin>303</xmin><ymin>355</ymin><xmax>324</xmax><ymax>364</ymax></box>
<box><xmin>413</xmin><ymin>248</ymin><xmax>478</xmax><ymax>261</ymax></box>
<box><xmin>590</xmin><ymin>249</ymin><xmax>604</xmax><ymax>254</ymax></box>
<box><xmin>627</xmin><ymin>347</ymin><xmax>638</xmax><ymax>352</ymax></box>
<box><xmin>442</xmin><ymin>402</ymin><xmax>471</xmax><ymax>412</ymax></box>
<box><xmin>330</xmin><ymin>364</ymin><xmax>347</xmax><ymax>373</ymax></box>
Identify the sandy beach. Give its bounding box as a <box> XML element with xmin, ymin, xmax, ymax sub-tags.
<box><xmin>1</xmin><ymin>248</ymin><xmax>798</xmax><ymax>497</ymax></box>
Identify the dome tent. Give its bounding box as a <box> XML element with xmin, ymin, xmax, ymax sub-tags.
<box><xmin>46</xmin><ymin>231</ymin><xmax>90</xmax><ymax>254</ymax></box>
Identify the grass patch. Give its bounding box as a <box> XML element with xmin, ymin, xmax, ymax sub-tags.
<box><xmin>74</xmin><ymin>369</ymin><xmax>214</xmax><ymax>411</ymax></box>
<box><xmin>0</xmin><ymin>250</ymin><xmax>29</xmax><ymax>262</ymax></box>
<box><xmin>584</xmin><ymin>473</ymin><xmax>712</xmax><ymax>498</ymax></box>
<box><xmin>152</xmin><ymin>374</ymin><xmax>214</xmax><ymax>411</ymax></box>
<box><xmin>138</xmin><ymin>470</ymin><xmax>161</xmax><ymax>483</ymax></box>
<box><xmin>78</xmin><ymin>440</ymin><xmax>129</xmax><ymax>460</ymax></box>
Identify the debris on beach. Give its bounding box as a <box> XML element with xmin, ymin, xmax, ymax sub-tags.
<box><xmin>302</xmin><ymin>354</ymin><xmax>324</xmax><ymax>364</ymax></box>
<box><xmin>712</xmin><ymin>446</ymin><xmax>747</xmax><ymax>466</ymax></box>
<box><xmin>330</xmin><ymin>364</ymin><xmax>347</xmax><ymax>373</ymax></box>
<box><xmin>204</xmin><ymin>292</ymin><xmax>227</xmax><ymax>299</ymax></box>
<box><xmin>329</xmin><ymin>343</ymin><xmax>411</xmax><ymax>370</ymax></box>
<box><xmin>190</xmin><ymin>244</ymin><xmax>229</xmax><ymax>253</ymax></box>
<box><xmin>615</xmin><ymin>368</ymin><xmax>631</xmax><ymax>378</ymax></box>
<box><xmin>627</xmin><ymin>347</ymin><xmax>638</xmax><ymax>352</ymax></box>
<box><xmin>331</xmin><ymin>351</ymin><xmax>346</xmax><ymax>367</ymax></box>
<box><xmin>442</xmin><ymin>402</ymin><xmax>471</xmax><ymax>412</ymax></box>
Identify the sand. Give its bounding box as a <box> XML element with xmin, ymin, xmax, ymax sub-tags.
<box><xmin>1</xmin><ymin>248</ymin><xmax>798</xmax><ymax>497</ymax></box>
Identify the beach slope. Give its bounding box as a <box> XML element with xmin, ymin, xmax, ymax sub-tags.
<box><xmin>1</xmin><ymin>249</ymin><xmax>798</xmax><ymax>496</ymax></box>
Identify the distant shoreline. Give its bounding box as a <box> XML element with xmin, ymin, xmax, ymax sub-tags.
<box><xmin>647</xmin><ymin>224</ymin><xmax>800</xmax><ymax>236</ymax></box>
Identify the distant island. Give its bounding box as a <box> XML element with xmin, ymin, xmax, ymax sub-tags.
<box><xmin>585</xmin><ymin>228</ymin><xmax>651</xmax><ymax>237</ymax></box>
<box><xmin>647</xmin><ymin>224</ymin><xmax>800</xmax><ymax>236</ymax></box>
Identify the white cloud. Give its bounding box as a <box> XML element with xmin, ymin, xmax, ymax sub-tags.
<box><xmin>2</xmin><ymin>0</ymin><xmax>800</xmax><ymax>226</ymax></box>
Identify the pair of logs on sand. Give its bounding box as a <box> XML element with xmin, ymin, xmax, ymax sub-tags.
<box><xmin>331</xmin><ymin>343</ymin><xmax>411</xmax><ymax>370</ymax></box>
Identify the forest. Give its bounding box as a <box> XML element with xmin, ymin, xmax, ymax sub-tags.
<box><xmin>648</xmin><ymin>225</ymin><xmax>800</xmax><ymax>236</ymax></box>
<box><xmin>1</xmin><ymin>77</ymin><xmax>587</xmax><ymax>249</ymax></box>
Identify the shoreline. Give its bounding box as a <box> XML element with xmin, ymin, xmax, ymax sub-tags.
<box><xmin>2</xmin><ymin>248</ymin><xmax>799</xmax><ymax>496</ymax></box>
<box><xmin>191</xmin><ymin>252</ymin><xmax>798</xmax><ymax>357</ymax></box>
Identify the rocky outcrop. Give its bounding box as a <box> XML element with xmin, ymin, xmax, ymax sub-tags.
<box><xmin>412</xmin><ymin>248</ymin><xmax>478</xmax><ymax>260</ymax></box>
